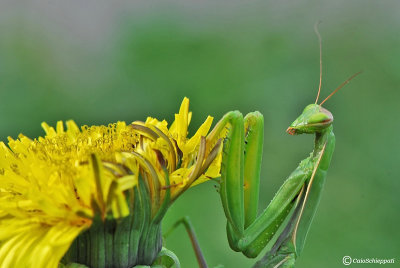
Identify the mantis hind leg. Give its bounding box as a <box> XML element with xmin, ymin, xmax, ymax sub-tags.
<box><xmin>164</xmin><ymin>216</ymin><xmax>207</xmax><ymax>268</ymax></box>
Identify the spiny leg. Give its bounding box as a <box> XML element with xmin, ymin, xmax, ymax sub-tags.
<box><xmin>164</xmin><ymin>216</ymin><xmax>208</xmax><ymax>268</ymax></box>
<box><xmin>243</xmin><ymin>112</ymin><xmax>264</xmax><ymax>229</ymax></box>
<box><xmin>210</xmin><ymin>107</ymin><xmax>336</xmax><ymax>267</ymax></box>
<box><xmin>207</xmin><ymin>111</ymin><xmax>245</xmax><ymax>242</ymax></box>
<box><xmin>253</xmin><ymin>144</ymin><xmax>328</xmax><ymax>268</ymax></box>
<box><xmin>209</xmin><ymin>111</ymin><xmax>310</xmax><ymax>257</ymax></box>
<box><xmin>239</xmin><ymin>157</ymin><xmax>312</xmax><ymax>258</ymax></box>
<box><xmin>252</xmin><ymin>185</ymin><xmax>307</xmax><ymax>268</ymax></box>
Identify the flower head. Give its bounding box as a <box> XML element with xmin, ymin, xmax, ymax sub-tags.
<box><xmin>0</xmin><ymin>98</ymin><xmax>223</xmax><ymax>267</ymax></box>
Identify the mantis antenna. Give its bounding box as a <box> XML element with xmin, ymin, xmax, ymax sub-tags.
<box><xmin>314</xmin><ymin>21</ymin><xmax>323</xmax><ymax>104</ymax></box>
<box><xmin>313</xmin><ymin>21</ymin><xmax>361</xmax><ymax>106</ymax></box>
<box><xmin>319</xmin><ymin>71</ymin><xmax>362</xmax><ymax>106</ymax></box>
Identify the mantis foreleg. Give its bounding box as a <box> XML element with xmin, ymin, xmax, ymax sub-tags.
<box><xmin>210</xmin><ymin>104</ymin><xmax>336</xmax><ymax>267</ymax></box>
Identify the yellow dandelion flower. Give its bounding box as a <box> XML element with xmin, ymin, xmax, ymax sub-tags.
<box><xmin>0</xmin><ymin>98</ymin><xmax>223</xmax><ymax>268</ymax></box>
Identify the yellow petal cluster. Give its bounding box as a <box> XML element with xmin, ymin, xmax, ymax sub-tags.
<box><xmin>0</xmin><ymin>97</ymin><xmax>222</xmax><ymax>268</ymax></box>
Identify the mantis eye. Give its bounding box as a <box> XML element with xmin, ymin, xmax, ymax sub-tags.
<box><xmin>308</xmin><ymin>113</ymin><xmax>330</xmax><ymax>124</ymax></box>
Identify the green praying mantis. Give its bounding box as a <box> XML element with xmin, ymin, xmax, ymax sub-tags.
<box><xmin>166</xmin><ymin>28</ymin><xmax>360</xmax><ymax>268</ymax></box>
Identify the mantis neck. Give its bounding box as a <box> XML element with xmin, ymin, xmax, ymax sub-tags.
<box><xmin>313</xmin><ymin>125</ymin><xmax>335</xmax><ymax>171</ymax></box>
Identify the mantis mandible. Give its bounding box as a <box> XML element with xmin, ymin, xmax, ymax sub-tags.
<box><xmin>171</xmin><ymin>26</ymin><xmax>360</xmax><ymax>268</ymax></box>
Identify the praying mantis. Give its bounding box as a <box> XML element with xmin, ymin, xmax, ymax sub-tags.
<box><xmin>167</xmin><ymin>26</ymin><xmax>360</xmax><ymax>268</ymax></box>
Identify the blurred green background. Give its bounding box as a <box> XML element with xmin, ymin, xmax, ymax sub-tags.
<box><xmin>0</xmin><ymin>1</ymin><xmax>399</xmax><ymax>267</ymax></box>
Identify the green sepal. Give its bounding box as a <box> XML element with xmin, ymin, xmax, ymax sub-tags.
<box><xmin>63</xmin><ymin>177</ymin><xmax>163</xmax><ymax>267</ymax></box>
<box><xmin>152</xmin><ymin>247</ymin><xmax>181</xmax><ymax>268</ymax></box>
<box><xmin>137</xmin><ymin>176</ymin><xmax>163</xmax><ymax>265</ymax></box>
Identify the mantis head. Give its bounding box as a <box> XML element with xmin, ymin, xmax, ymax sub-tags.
<box><xmin>286</xmin><ymin>70</ymin><xmax>361</xmax><ymax>135</ymax></box>
<box><xmin>286</xmin><ymin>104</ymin><xmax>333</xmax><ymax>135</ymax></box>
